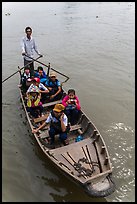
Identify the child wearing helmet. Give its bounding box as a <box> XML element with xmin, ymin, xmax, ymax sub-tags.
<box><xmin>26</xmin><ymin>85</ymin><xmax>43</xmax><ymax>118</ymax></box>
<box><xmin>27</xmin><ymin>77</ymin><xmax>49</xmax><ymax>103</ymax></box>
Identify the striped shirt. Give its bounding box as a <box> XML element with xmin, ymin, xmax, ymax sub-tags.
<box><xmin>27</xmin><ymin>83</ymin><xmax>48</xmax><ymax>93</ymax></box>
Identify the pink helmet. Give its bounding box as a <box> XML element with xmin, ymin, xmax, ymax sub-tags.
<box><xmin>34</xmin><ymin>77</ymin><xmax>40</xmax><ymax>83</ymax></box>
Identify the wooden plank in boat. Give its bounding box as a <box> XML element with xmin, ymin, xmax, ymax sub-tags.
<box><xmin>50</xmin><ymin>138</ymin><xmax>100</xmax><ymax>178</ymax></box>
<box><xmin>43</xmin><ymin>99</ymin><xmax>62</xmax><ymax>108</ymax></box>
<box><xmin>51</xmin><ymin>138</ymin><xmax>93</xmax><ymax>153</ymax></box>
<box><xmin>70</xmin><ymin>124</ymin><xmax>82</xmax><ymax>132</ymax></box>
<box><xmin>33</xmin><ymin>113</ymin><xmax>49</xmax><ymax>123</ymax></box>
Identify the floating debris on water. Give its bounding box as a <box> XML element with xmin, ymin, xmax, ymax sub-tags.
<box><xmin>5</xmin><ymin>13</ymin><xmax>11</xmax><ymax>16</ymax></box>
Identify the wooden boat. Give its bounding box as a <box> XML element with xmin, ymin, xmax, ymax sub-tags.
<box><xmin>18</xmin><ymin>60</ymin><xmax>115</xmax><ymax>198</ymax></box>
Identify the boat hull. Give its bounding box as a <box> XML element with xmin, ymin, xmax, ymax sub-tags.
<box><xmin>18</xmin><ymin>66</ymin><xmax>115</xmax><ymax>198</ymax></box>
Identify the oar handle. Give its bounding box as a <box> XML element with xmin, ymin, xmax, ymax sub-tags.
<box><xmin>2</xmin><ymin>55</ymin><xmax>42</xmax><ymax>84</ymax></box>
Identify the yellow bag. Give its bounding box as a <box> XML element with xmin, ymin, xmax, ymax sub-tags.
<box><xmin>27</xmin><ymin>98</ymin><xmax>32</xmax><ymax>107</ymax></box>
<box><xmin>34</xmin><ymin>98</ymin><xmax>40</xmax><ymax>106</ymax></box>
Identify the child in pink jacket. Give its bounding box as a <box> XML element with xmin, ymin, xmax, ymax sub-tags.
<box><xmin>62</xmin><ymin>89</ymin><xmax>81</xmax><ymax>125</ymax></box>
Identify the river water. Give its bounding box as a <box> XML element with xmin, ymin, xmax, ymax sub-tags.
<box><xmin>2</xmin><ymin>2</ymin><xmax>135</xmax><ymax>202</ymax></box>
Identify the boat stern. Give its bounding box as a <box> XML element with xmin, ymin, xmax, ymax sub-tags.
<box><xmin>83</xmin><ymin>174</ymin><xmax>115</xmax><ymax>197</ymax></box>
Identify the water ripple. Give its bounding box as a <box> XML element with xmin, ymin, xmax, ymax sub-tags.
<box><xmin>104</xmin><ymin>122</ymin><xmax>135</xmax><ymax>201</ymax></box>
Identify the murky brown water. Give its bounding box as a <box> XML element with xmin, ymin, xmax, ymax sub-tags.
<box><xmin>2</xmin><ymin>2</ymin><xmax>135</xmax><ymax>202</ymax></box>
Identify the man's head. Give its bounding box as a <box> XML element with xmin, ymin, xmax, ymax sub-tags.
<box><xmin>25</xmin><ymin>26</ymin><xmax>32</xmax><ymax>38</ymax></box>
<box><xmin>49</xmin><ymin>71</ymin><xmax>57</xmax><ymax>81</ymax></box>
<box><xmin>53</xmin><ymin>104</ymin><xmax>65</xmax><ymax>117</ymax></box>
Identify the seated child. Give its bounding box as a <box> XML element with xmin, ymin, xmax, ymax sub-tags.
<box><xmin>34</xmin><ymin>66</ymin><xmax>47</xmax><ymax>84</ymax></box>
<box><xmin>27</xmin><ymin>77</ymin><xmax>49</xmax><ymax>103</ymax></box>
<box><xmin>26</xmin><ymin>85</ymin><xmax>43</xmax><ymax>118</ymax></box>
<box><xmin>62</xmin><ymin>89</ymin><xmax>81</xmax><ymax>125</ymax></box>
<box><xmin>20</xmin><ymin>66</ymin><xmax>31</xmax><ymax>92</ymax></box>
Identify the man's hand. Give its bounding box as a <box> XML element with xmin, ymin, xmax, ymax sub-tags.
<box><xmin>32</xmin><ymin>128</ymin><xmax>39</xmax><ymax>133</ymax></box>
<box><xmin>50</xmin><ymin>95</ymin><xmax>55</xmax><ymax>99</ymax></box>
<box><xmin>48</xmin><ymin>87</ymin><xmax>52</xmax><ymax>91</ymax></box>
<box><xmin>60</xmin><ymin>113</ymin><xmax>64</xmax><ymax>121</ymax></box>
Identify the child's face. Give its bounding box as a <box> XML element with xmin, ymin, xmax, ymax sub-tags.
<box><xmin>68</xmin><ymin>93</ymin><xmax>75</xmax><ymax>99</ymax></box>
<box><xmin>38</xmin><ymin>70</ymin><xmax>43</xmax><ymax>76</ymax></box>
<box><xmin>31</xmin><ymin>92</ymin><xmax>37</xmax><ymax>97</ymax></box>
<box><xmin>25</xmin><ymin>69</ymin><xmax>30</xmax><ymax>75</ymax></box>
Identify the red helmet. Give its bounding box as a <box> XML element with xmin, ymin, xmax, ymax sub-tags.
<box><xmin>34</xmin><ymin>77</ymin><xmax>40</xmax><ymax>83</ymax></box>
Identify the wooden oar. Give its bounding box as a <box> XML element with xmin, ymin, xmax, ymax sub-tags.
<box><xmin>24</xmin><ymin>54</ymin><xmax>70</xmax><ymax>83</ymax></box>
<box><xmin>2</xmin><ymin>55</ymin><xmax>42</xmax><ymax>84</ymax></box>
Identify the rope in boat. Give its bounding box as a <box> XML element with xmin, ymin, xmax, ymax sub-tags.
<box><xmin>74</xmin><ymin>157</ymin><xmax>100</xmax><ymax>177</ymax></box>
<box><xmin>62</xmin><ymin>151</ymin><xmax>100</xmax><ymax>178</ymax></box>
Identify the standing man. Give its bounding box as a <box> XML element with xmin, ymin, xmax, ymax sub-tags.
<box><xmin>21</xmin><ymin>26</ymin><xmax>43</xmax><ymax>76</ymax></box>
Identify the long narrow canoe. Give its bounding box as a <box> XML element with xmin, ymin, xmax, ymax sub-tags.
<box><xmin>18</xmin><ymin>63</ymin><xmax>115</xmax><ymax>198</ymax></box>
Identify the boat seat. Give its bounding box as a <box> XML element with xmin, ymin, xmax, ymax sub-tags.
<box><xmin>33</xmin><ymin>113</ymin><xmax>49</xmax><ymax>123</ymax></box>
<box><xmin>70</xmin><ymin>124</ymin><xmax>82</xmax><ymax>132</ymax></box>
<box><xmin>43</xmin><ymin>99</ymin><xmax>62</xmax><ymax>108</ymax></box>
